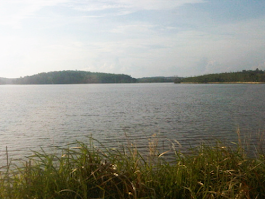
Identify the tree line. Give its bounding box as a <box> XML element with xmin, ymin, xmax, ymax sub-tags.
<box><xmin>177</xmin><ymin>69</ymin><xmax>265</xmax><ymax>83</ymax></box>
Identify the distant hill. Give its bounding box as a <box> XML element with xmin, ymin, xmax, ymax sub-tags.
<box><xmin>178</xmin><ymin>69</ymin><xmax>265</xmax><ymax>83</ymax></box>
<box><xmin>0</xmin><ymin>71</ymin><xmax>137</xmax><ymax>84</ymax></box>
<box><xmin>137</xmin><ymin>76</ymin><xmax>183</xmax><ymax>83</ymax></box>
<box><xmin>0</xmin><ymin>77</ymin><xmax>14</xmax><ymax>84</ymax></box>
<box><xmin>0</xmin><ymin>71</ymin><xmax>184</xmax><ymax>84</ymax></box>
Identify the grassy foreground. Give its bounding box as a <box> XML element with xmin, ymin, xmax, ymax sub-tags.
<box><xmin>0</xmin><ymin>137</ymin><xmax>265</xmax><ymax>199</ymax></box>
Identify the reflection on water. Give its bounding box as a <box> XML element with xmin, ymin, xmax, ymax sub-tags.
<box><xmin>0</xmin><ymin>83</ymin><xmax>264</xmax><ymax>162</ymax></box>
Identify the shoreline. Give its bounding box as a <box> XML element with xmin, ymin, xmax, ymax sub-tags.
<box><xmin>180</xmin><ymin>82</ymin><xmax>265</xmax><ymax>84</ymax></box>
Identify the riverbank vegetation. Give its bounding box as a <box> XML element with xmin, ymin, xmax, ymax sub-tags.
<box><xmin>0</xmin><ymin>137</ymin><xmax>264</xmax><ymax>198</ymax></box>
<box><xmin>178</xmin><ymin>68</ymin><xmax>265</xmax><ymax>83</ymax></box>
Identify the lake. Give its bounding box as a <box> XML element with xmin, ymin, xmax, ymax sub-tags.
<box><xmin>0</xmin><ymin>83</ymin><xmax>265</xmax><ymax>162</ymax></box>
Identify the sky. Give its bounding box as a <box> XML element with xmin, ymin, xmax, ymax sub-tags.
<box><xmin>1</xmin><ymin>0</ymin><xmax>265</xmax><ymax>78</ymax></box>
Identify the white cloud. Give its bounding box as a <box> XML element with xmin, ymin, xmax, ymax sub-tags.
<box><xmin>69</xmin><ymin>0</ymin><xmax>205</xmax><ymax>13</ymax></box>
<box><xmin>0</xmin><ymin>0</ymin><xmax>205</xmax><ymax>28</ymax></box>
<box><xmin>0</xmin><ymin>0</ymin><xmax>68</xmax><ymax>27</ymax></box>
<box><xmin>68</xmin><ymin>1</ymin><xmax>128</xmax><ymax>12</ymax></box>
<box><xmin>123</xmin><ymin>0</ymin><xmax>205</xmax><ymax>10</ymax></box>
<box><xmin>0</xmin><ymin>0</ymin><xmax>264</xmax><ymax>78</ymax></box>
<box><xmin>110</xmin><ymin>23</ymin><xmax>156</xmax><ymax>35</ymax></box>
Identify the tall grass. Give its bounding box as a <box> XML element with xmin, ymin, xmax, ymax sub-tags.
<box><xmin>0</xmin><ymin>136</ymin><xmax>264</xmax><ymax>198</ymax></box>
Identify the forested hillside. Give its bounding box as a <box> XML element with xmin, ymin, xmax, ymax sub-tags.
<box><xmin>178</xmin><ymin>69</ymin><xmax>265</xmax><ymax>83</ymax></box>
<box><xmin>0</xmin><ymin>78</ymin><xmax>13</xmax><ymax>84</ymax></box>
<box><xmin>9</xmin><ymin>71</ymin><xmax>137</xmax><ymax>84</ymax></box>
<box><xmin>137</xmin><ymin>76</ymin><xmax>181</xmax><ymax>83</ymax></box>
<box><xmin>0</xmin><ymin>71</ymin><xmax>182</xmax><ymax>84</ymax></box>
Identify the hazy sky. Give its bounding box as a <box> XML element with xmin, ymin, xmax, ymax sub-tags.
<box><xmin>1</xmin><ymin>0</ymin><xmax>265</xmax><ymax>78</ymax></box>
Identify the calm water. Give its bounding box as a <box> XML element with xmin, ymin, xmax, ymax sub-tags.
<box><xmin>0</xmin><ymin>83</ymin><xmax>265</xmax><ymax>162</ymax></box>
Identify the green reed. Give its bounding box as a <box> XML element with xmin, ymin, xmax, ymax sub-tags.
<box><xmin>0</xmin><ymin>136</ymin><xmax>264</xmax><ymax>199</ymax></box>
